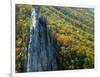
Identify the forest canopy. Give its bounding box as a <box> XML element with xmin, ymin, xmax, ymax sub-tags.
<box><xmin>16</xmin><ymin>4</ymin><xmax>94</xmax><ymax>72</ymax></box>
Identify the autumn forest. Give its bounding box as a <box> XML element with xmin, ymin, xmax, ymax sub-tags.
<box><xmin>16</xmin><ymin>4</ymin><xmax>94</xmax><ymax>73</ymax></box>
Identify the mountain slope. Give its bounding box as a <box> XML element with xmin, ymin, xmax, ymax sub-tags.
<box><xmin>40</xmin><ymin>5</ymin><xmax>94</xmax><ymax>70</ymax></box>
<box><xmin>15</xmin><ymin>4</ymin><xmax>94</xmax><ymax>72</ymax></box>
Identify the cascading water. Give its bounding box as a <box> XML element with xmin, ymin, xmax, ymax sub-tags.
<box><xmin>26</xmin><ymin>7</ymin><xmax>57</xmax><ymax>72</ymax></box>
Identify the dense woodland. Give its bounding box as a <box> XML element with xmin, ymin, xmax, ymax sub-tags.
<box><xmin>16</xmin><ymin>4</ymin><xmax>94</xmax><ymax>72</ymax></box>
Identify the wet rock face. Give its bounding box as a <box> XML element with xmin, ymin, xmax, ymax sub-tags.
<box><xmin>26</xmin><ymin>7</ymin><xmax>57</xmax><ymax>72</ymax></box>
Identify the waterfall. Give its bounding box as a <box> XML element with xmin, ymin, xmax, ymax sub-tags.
<box><xmin>31</xmin><ymin>8</ymin><xmax>36</xmax><ymax>28</ymax></box>
<box><xmin>26</xmin><ymin>7</ymin><xmax>57</xmax><ymax>72</ymax></box>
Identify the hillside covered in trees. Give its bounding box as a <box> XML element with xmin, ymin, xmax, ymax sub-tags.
<box><xmin>16</xmin><ymin>4</ymin><xmax>94</xmax><ymax>72</ymax></box>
